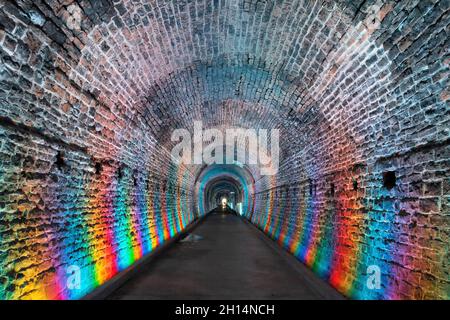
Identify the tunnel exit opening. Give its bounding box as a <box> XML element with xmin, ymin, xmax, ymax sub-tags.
<box><xmin>194</xmin><ymin>164</ymin><xmax>256</xmax><ymax>216</ymax></box>
<box><xmin>221</xmin><ymin>197</ymin><xmax>228</xmax><ymax>208</ymax></box>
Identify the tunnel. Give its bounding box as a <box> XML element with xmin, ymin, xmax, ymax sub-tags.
<box><xmin>0</xmin><ymin>0</ymin><xmax>449</xmax><ymax>301</ymax></box>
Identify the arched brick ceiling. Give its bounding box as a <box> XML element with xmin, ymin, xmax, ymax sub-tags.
<box><xmin>0</xmin><ymin>0</ymin><xmax>449</xmax><ymax>300</ymax></box>
<box><xmin>71</xmin><ymin>0</ymin><xmax>357</xmax><ymax>177</ymax></box>
<box><xmin>3</xmin><ymin>0</ymin><xmax>448</xmax><ymax>184</ymax></box>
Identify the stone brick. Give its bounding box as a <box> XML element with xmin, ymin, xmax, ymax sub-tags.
<box><xmin>0</xmin><ymin>0</ymin><xmax>448</xmax><ymax>301</ymax></box>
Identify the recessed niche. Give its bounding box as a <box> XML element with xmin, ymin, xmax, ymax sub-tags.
<box><xmin>352</xmin><ymin>179</ymin><xmax>358</xmax><ymax>191</ymax></box>
<box><xmin>147</xmin><ymin>179</ymin><xmax>152</xmax><ymax>190</ymax></box>
<box><xmin>383</xmin><ymin>171</ymin><xmax>396</xmax><ymax>190</ymax></box>
<box><xmin>94</xmin><ymin>162</ymin><xmax>102</xmax><ymax>175</ymax></box>
<box><xmin>330</xmin><ymin>183</ymin><xmax>335</xmax><ymax>196</ymax></box>
<box><xmin>55</xmin><ymin>151</ymin><xmax>65</xmax><ymax>170</ymax></box>
<box><xmin>117</xmin><ymin>166</ymin><xmax>123</xmax><ymax>179</ymax></box>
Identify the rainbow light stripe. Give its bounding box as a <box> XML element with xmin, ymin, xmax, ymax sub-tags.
<box><xmin>251</xmin><ymin>176</ymin><xmax>449</xmax><ymax>300</ymax></box>
<box><xmin>1</xmin><ymin>160</ymin><xmax>194</xmax><ymax>300</ymax></box>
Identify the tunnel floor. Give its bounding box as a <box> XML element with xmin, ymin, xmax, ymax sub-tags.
<box><xmin>107</xmin><ymin>211</ymin><xmax>344</xmax><ymax>300</ymax></box>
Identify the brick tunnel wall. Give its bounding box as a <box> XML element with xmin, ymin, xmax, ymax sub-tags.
<box><xmin>0</xmin><ymin>0</ymin><xmax>449</xmax><ymax>300</ymax></box>
<box><xmin>251</xmin><ymin>143</ymin><xmax>449</xmax><ymax>299</ymax></box>
<box><xmin>247</xmin><ymin>0</ymin><xmax>450</xmax><ymax>300</ymax></box>
<box><xmin>0</xmin><ymin>0</ymin><xmax>197</xmax><ymax>299</ymax></box>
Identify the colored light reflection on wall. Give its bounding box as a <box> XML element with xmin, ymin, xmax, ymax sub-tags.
<box><xmin>251</xmin><ymin>174</ymin><xmax>449</xmax><ymax>300</ymax></box>
<box><xmin>0</xmin><ymin>159</ymin><xmax>194</xmax><ymax>300</ymax></box>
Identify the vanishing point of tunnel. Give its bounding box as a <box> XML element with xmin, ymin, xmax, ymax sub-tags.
<box><xmin>0</xmin><ymin>0</ymin><xmax>449</xmax><ymax>300</ymax></box>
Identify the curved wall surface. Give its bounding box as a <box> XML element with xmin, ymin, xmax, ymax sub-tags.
<box><xmin>0</xmin><ymin>0</ymin><xmax>448</xmax><ymax>299</ymax></box>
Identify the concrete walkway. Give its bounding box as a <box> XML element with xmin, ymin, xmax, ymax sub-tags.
<box><xmin>107</xmin><ymin>211</ymin><xmax>344</xmax><ymax>300</ymax></box>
